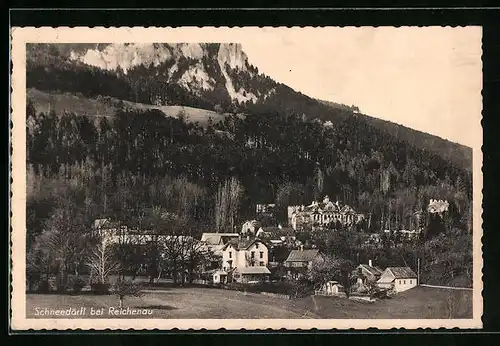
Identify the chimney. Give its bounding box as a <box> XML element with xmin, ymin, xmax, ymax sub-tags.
<box><xmin>368</xmin><ymin>259</ymin><xmax>373</xmax><ymax>267</ymax></box>
<box><xmin>278</xmin><ymin>224</ymin><xmax>282</xmax><ymax>229</ymax></box>
<box><xmin>300</xmin><ymin>244</ymin><xmax>304</xmax><ymax>251</ymax></box>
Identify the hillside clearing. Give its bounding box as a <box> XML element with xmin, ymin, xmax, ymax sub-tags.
<box><xmin>27</xmin><ymin>88</ymin><xmax>226</xmax><ymax>126</ymax></box>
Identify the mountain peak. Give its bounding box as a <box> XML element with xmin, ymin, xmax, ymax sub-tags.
<box><xmin>217</xmin><ymin>43</ymin><xmax>248</xmax><ymax>71</ymax></box>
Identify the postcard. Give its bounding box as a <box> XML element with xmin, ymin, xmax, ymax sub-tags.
<box><xmin>10</xmin><ymin>26</ymin><xmax>483</xmax><ymax>330</ymax></box>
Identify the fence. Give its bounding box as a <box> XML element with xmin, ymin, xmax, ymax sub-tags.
<box><xmin>260</xmin><ymin>291</ymin><xmax>291</xmax><ymax>300</ymax></box>
<box><xmin>420</xmin><ymin>284</ymin><xmax>473</xmax><ymax>291</ymax></box>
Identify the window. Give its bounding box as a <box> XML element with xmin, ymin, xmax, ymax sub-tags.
<box><xmin>260</xmin><ymin>251</ymin><xmax>264</xmax><ymax>259</ymax></box>
<box><xmin>404</xmin><ymin>280</ymin><xmax>406</xmax><ymax>284</ymax></box>
<box><xmin>229</xmin><ymin>252</ymin><xmax>232</xmax><ymax>259</ymax></box>
<box><xmin>259</xmin><ymin>261</ymin><xmax>265</xmax><ymax>266</ymax></box>
<box><xmin>251</xmin><ymin>262</ymin><xmax>255</xmax><ymax>267</ymax></box>
<box><xmin>410</xmin><ymin>280</ymin><xmax>412</xmax><ymax>284</ymax></box>
<box><xmin>256</xmin><ymin>243</ymin><xmax>259</xmax><ymax>249</ymax></box>
<box><xmin>251</xmin><ymin>251</ymin><xmax>255</xmax><ymax>258</ymax></box>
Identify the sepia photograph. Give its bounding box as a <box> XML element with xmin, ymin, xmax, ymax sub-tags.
<box><xmin>10</xmin><ymin>26</ymin><xmax>483</xmax><ymax>330</ymax></box>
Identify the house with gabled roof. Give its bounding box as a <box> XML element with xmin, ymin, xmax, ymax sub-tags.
<box><xmin>377</xmin><ymin>266</ymin><xmax>418</xmax><ymax>292</ymax></box>
<box><xmin>352</xmin><ymin>260</ymin><xmax>384</xmax><ymax>292</ymax></box>
<box><xmin>284</xmin><ymin>247</ymin><xmax>323</xmax><ymax>279</ymax></box>
<box><xmin>220</xmin><ymin>238</ymin><xmax>270</xmax><ymax>283</ymax></box>
<box><xmin>200</xmin><ymin>232</ymin><xmax>239</xmax><ymax>256</ymax></box>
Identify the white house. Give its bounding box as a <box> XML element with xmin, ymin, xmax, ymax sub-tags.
<box><xmin>212</xmin><ymin>269</ymin><xmax>228</xmax><ymax>284</ymax></box>
<box><xmin>377</xmin><ymin>267</ymin><xmax>418</xmax><ymax>292</ymax></box>
<box><xmin>221</xmin><ymin>239</ymin><xmax>270</xmax><ymax>283</ymax></box>
<box><xmin>241</xmin><ymin>220</ymin><xmax>259</xmax><ymax>235</ymax></box>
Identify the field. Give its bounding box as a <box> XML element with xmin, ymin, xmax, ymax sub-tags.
<box><xmin>28</xmin><ymin>88</ymin><xmax>225</xmax><ymax>126</ymax></box>
<box><xmin>26</xmin><ymin>286</ymin><xmax>472</xmax><ymax>319</ymax></box>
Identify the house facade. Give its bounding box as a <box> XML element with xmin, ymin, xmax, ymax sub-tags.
<box><xmin>377</xmin><ymin>267</ymin><xmax>418</xmax><ymax>292</ymax></box>
<box><xmin>241</xmin><ymin>220</ymin><xmax>260</xmax><ymax>235</ymax></box>
<box><xmin>284</xmin><ymin>248</ymin><xmax>323</xmax><ymax>279</ymax></box>
<box><xmin>288</xmin><ymin>196</ymin><xmax>364</xmax><ymax>230</ymax></box>
<box><xmin>221</xmin><ymin>239</ymin><xmax>270</xmax><ymax>283</ymax></box>
<box><xmin>352</xmin><ymin>261</ymin><xmax>384</xmax><ymax>292</ymax></box>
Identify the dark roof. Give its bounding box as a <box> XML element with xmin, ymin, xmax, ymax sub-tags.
<box><xmin>259</xmin><ymin>226</ymin><xmax>295</xmax><ymax>237</ymax></box>
<box><xmin>358</xmin><ymin>264</ymin><xmax>384</xmax><ymax>276</ymax></box>
<box><xmin>223</xmin><ymin>239</ymin><xmax>264</xmax><ymax>251</ymax></box>
<box><xmin>388</xmin><ymin>267</ymin><xmax>417</xmax><ymax>278</ymax></box>
<box><xmin>200</xmin><ymin>233</ymin><xmax>239</xmax><ymax>245</ymax></box>
<box><xmin>285</xmin><ymin>249</ymin><xmax>320</xmax><ymax>262</ymax></box>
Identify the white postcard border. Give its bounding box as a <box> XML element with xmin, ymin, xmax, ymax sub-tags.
<box><xmin>10</xmin><ymin>26</ymin><xmax>484</xmax><ymax>330</ymax></box>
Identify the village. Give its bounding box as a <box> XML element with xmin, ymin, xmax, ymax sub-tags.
<box><xmin>20</xmin><ymin>38</ymin><xmax>475</xmax><ymax>322</ymax></box>
<box><xmin>81</xmin><ymin>195</ymin><xmax>450</xmax><ymax>303</ymax></box>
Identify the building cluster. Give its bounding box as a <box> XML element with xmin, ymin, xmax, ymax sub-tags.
<box><xmin>316</xmin><ymin>259</ymin><xmax>418</xmax><ymax>297</ymax></box>
<box><xmin>287</xmin><ymin>196</ymin><xmax>365</xmax><ymax>231</ymax></box>
<box><xmin>90</xmin><ymin>195</ymin><xmax>431</xmax><ymax>295</ymax></box>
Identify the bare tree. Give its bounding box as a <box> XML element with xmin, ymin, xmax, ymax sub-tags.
<box><xmin>162</xmin><ymin>234</ymin><xmax>191</xmax><ymax>285</ymax></box>
<box><xmin>215</xmin><ymin>177</ymin><xmax>243</xmax><ymax>232</ymax></box>
<box><xmin>87</xmin><ymin>233</ymin><xmax>119</xmax><ymax>285</ymax></box>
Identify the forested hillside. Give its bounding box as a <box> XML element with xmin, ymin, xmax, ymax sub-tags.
<box><xmin>25</xmin><ymin>43</ymin><xmax>474</xmax><ymax>287</ymax></box>
<box><xmin>26</xmin><ymin>43</ymin><xmax>472</xmax><ymax>171</ymax></box>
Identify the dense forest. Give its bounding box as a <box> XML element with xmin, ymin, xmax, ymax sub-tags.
<box><xmin>25</xmin><ymin>43</ymin><xmax>474</xmax><ymax>288</ymax></box>
<box><xmin>27</xmin><ymin>100</ymin><xmax>472</xmax><ymax>232</ymax></box>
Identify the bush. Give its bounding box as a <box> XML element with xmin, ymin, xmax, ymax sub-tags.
<box><xmin>112</xmin><ymin>280</ymin><xmax>144</xmax><ymax>298</ymax></box>
<box><xmin>290</xmin><ymin>278</ymin><xmax>314</xmax><ymax>298</ymax></box>
<box><xmin>70</xmin><ymin>276</ymin><xmax>87</xmax><ymax>294</ymax></box>
<box><xmin>112</xmin><ymin>280</ymin><xmax>144</xmax><ymax>308</ymax></box>
<box><xmin>91</xmin><ymin>282</ymin><xmax>111</xmax><ymax>295</ymax></box>
<box><xmin>36</xmin><ymin>279</ymin><xmax>50</xmax><ymax>293</ymax></box>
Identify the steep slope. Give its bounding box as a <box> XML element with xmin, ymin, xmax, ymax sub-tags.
<box><xmin>318</xmin><ymin>100</ymin><xmax>472</xmax><ymax>171</ymax></box>
<box><xmin>26</xmin><ymin>43</ymin><xmax>472</xmax><ymax>171</ymax></box>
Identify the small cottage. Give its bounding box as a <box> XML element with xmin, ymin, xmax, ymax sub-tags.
<box><xmin>284</xmin><ymin>248</ymin><xmax>323</xmax><ymax>279</ymax></box>
<box><xmin>355</xmin><ymin>260</ymin><xmax>383</xmax><ymax>283</ymax></box>
<box><xmin>377</xmin><ymin>267</ymin><xmax>418</xmax><ymax>292</ymax></box>
<box><xmin>212</xmin><ymin>270</ymin><xmax>228</xmax><ymax>284</ymax></box>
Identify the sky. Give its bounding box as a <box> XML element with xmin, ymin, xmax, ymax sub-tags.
<box><xmin>241</xmin><ymin>27</ymin><xmax>482</xmax><ymax>148</ymax></box>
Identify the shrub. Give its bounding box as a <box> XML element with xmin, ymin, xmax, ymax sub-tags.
<box><xmin>70</xmin><ymin>276</ymin><xmax>87</xmax><ymax>294</ymax></box>
<box><xmin>91</xmin><ymin>282</ymin><xmax>111</xmax><ymax>295</ymax></box>
<box><xmin>112</xmin><ymin>280</ymin><xmax>144</xmax><ymax>308</ymax></box>
<box><xmin>36</xmin><ymin>279</ymin><xmax>50</xmax><ymax>293</ymax></box>
<box><xmin>290</xmin><ymin>278</ymin><xmax>314</xmax><ymax>298</ymax></box>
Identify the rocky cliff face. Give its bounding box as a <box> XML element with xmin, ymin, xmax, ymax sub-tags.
<box><xmin>68</xmin><ymin>43</ymin><xmax>261</xmax><ymax>104</ymax></box>
<box><xmin>217</xmin><ymin>43</ymin><xmax>248</xmax><ymax>70</ymax></box>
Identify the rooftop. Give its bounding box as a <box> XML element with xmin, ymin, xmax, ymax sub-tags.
<box><xmin>285</xmin><ymin>249</ymin><xmax>320</xmax><ymax>262</ymax></box>
<box><xmin>358</xmin><ymin>264</ymin><xmax>384</xmax><ymax>276</ymax></box>
<box><xmin>237</xmin><ymin>266</ymin><xmax>271</xmax><ymax>275</ymax></box>
<box><xmin>223</xmin><ymin>238</ymin><xmax>265</xmax><ymax>251</ymax></box>
<box><xmin>376</xmin><ymin>267</ymin><xmax>418</xmax><ymax>283</ymax></box>
<box><xmin>201</xmin><ymin>233</ymin><xmax>239</xmax><ymax>245</ymax></box>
